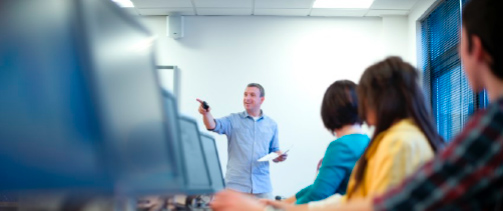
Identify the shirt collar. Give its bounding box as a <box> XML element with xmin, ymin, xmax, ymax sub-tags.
<box><xmin>241</xmin><ymin>110</ymin><xmax>265</xmax><ymax>120</ymax></box>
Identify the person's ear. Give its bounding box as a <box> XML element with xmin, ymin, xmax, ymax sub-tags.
<box><xmin>471</xmin><ymin>34</ymin><xmax>494</xmax><ymax>67</ymax></box>
<box><xmin>260</xmin><ymin>97</ymin><xmax>265</xmax><ymax>104</ymax></box>
<box><xmin>470</xmin><ymin>35</ymin><xmax>486</xmax><ymax>62</ymax></box>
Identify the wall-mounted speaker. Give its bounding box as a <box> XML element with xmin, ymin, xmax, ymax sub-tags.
<box><xmin>167</xmin><ymin>14</ymin><xmax>184</xmax><ymax>40</ymax></box>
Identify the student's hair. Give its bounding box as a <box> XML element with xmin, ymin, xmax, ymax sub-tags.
<box><xmin>247</xmin><ymin>83</ymin><xmax>265</xmax><ymax>97</ymax></box>
<box><xmin>320</xmin><ymin>80</ymin><xmax>362</xmax><ymax>133</ymax></box>
<box><xmin>347</xmin><ymin>57</ymin><xmax>444</xmax><ymax>198</ymax></box>
<box><xmin>462</xmin><ymin>0</ymin><xmax>502</xmax><ymax>79</ymax></box>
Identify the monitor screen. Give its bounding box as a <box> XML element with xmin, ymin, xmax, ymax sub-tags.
<box><xmin>200</xmin><ymin>133</ymin><xmax>225</xmax><ymax>192</ymax></box>
<box><xmin>178</xmin><ymin>116</ymin><xmax>213</xmax><ymax>194</ymax></box>
<box><xmin>0</xmin><ymin>0</ymin><xmax>113</xmax><ymax>191</ymax></box>
<box><xmin>160</xmin><ymin>90</ymin><xmax>185</xmax><ymax>191</ymax></box>
<box><xmin>161</xmin><ymin>90</ymin><xmax>181</xmax><ymax>154</ymax></box>
<box><xmin>82</xmin><ymin>0</ymin><xmax>180</xmax><ymax>194</ymax></box>
<box><xmin>0</xmin><ymin>0</ymin><xmax>180</xmax><ymax>194</ymax></box>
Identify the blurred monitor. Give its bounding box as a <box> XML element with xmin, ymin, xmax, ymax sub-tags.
<box><xmin>178</xmin><ymin>116</ymin><xmax>213</xmax><ymax>195</ymax></box>
<box><xmin>0</xmin><ymin>0</ymin><xmax>181</xmax><ymax>195</ymax></box>
<box><xmin>200</xmin><ymin>133</ymin><xmax>225</xmax><ymax>192</ymax></box>
<box><xmin>160</xmin><ymin>90</ymin><xmax>185</xmax><ymax>192</ymax></box>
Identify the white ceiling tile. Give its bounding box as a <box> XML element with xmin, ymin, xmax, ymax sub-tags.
<box><xmin>194</xmin><ymin>0</ymin><xmax>252</xmax><ymax>8</ymax></box>
<box><xmin>370</xmin><ymin>0</ymin><xmax>418</xmax><ymax>10</ymax></box>
<box><xmin>131</xmin><ymin>0</ymin><xmax>193</xmax><ymax>8</ymax></box>
<box><xmin>254</xmin><ymin>8</ymin><xmax>310</xmax><ymax>16</ymax></box>
<box><xmin>310</xmin><ymin>9</ymin><xmax>367</xmax><ymax>17</ymax></box>
<box><xmin>197</xmin><ymin>8</ymin><xmax>252</xmax><ymax>15</ymax></box>
<box><xmin>365</xmin><ymin>9</ymin><xmax>409</xmax><ymax>16</ymax></box>
<box><xmin>138</xmin><ymin>8</ymin><xmax>196</xmax><ymax>15</ymax></box>
<box><xmin>254</xmin><ymin>0</ymin><xmax>314</xmax><ymax>9</ymax></box>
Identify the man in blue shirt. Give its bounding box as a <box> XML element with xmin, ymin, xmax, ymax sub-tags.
<box><xmin>197</xmin><ymin>83</ymin><xmax>286</xmax><ymax>199</ymax></box>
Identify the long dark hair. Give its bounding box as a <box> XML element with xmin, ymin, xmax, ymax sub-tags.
<box><xmin>347</xmin><ymin>57</ymin><xmax>444</xmax><ymax>198</ymax></box>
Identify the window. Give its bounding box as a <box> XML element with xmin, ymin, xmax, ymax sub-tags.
<box><xmin>421</xmin><ymin>0</ymin><xmax>488</xmax><ymax>141</ymax></box>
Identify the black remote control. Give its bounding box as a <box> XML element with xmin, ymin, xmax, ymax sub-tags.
<box><xmin>202</xmin><ymin>101</ymin><xmax>210</xmax><ymax>111</ymax></box>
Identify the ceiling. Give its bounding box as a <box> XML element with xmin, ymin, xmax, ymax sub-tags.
<box><xmin>127</xmin><ymin>0</ymin><xmax>421</xmax><ymax>17</ymax></box>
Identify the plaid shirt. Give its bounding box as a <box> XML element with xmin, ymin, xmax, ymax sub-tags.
<box><xmin>373</xmin><ymin>97</ymin><xmax>503</xmax><ymax>211</ymax></box>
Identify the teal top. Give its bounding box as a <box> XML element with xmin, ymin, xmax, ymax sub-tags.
<box><xmin>295</xmin><ymin>134</ymin><xmax>370</xmax><ymax>204</ymax></box>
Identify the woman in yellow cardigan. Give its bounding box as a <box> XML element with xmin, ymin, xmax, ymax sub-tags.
<box><xmin>304</xmin><ymin>57</ymin><xmax>446</xmax><ymax>210</ymax></box>
<box><xmin>210</xmin><ymin>57</ymin><xmax>445</xmax><ymax>211</ymax></box>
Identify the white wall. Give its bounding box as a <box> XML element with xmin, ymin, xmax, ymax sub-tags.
<box><xmin>382</xmin><ymin>16</ymin><xmax>409</xmax><ymax>59</ymax></box>
<box><xmin>140</xmin><ymin>15</ymin><xmax>409</xmax><ymax>197</ymax></box>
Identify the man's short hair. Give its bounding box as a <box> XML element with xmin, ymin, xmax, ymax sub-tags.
<box><xmin>462</xmin><ymin>0</ymin><xmax>502</xmax><ymax>79</ymax></box>
<box><xmin>247</xmin><ymin>83</ymin><xmax>265</xmax><ymax>97</ymax></box>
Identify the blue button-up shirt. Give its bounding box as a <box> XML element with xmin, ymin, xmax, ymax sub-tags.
<box><xmin>211</xmin><ymin>111</ymin><xmax>279</xmax><ymax>194</ymax></box>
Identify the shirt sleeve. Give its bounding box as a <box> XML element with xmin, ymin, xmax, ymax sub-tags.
<box><xmin>295</xmin><ymin>141</ymin><xmax>352</xmax><ymax>204</ymax></box>
<box><xmin>269</xmin><ymin>124</ymin><xmax>280</xmax><ymax>153</ymax></box>
<box><xmin>373</xmin><ymin>107</ymin><xmax>503</xmax><ymax>211</ymax></box>
<box><xmin>211</xmin><ymin>115</ymin><xmax>232</xmax><ymax>135</ymax></box>
<box><xmin>295</xmin><ymin>185</ymin><xmax>312</xmax><ymax>200</ymax></box>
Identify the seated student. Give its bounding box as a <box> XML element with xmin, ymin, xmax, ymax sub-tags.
<box><xmin>262</xmin><ymin>0</ymin><xmax>503</xmax><ymax>210</ymax></box>
<box><xmin>303</xmin><ymin>56</ymin><xmax>445</xmax><ymax>210</ymax></box>
<box><xmin>210</xmin><ymin>57</ymin><xmax>444</xmax><ymax>211</ymax></box>
<box><xmin>282</xmin><ymin>80</ymin><xmax>369</xmax><ymax>205</ymax></box>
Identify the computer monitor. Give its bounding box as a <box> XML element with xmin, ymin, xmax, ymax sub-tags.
<box><xmin>160</xmin><ymin>90</ymin><xmax>185</xmax><ymax>193</ymax></box>
<box><xmin>0</xmin><ymin>0</ymin><xmax>181</xmax><ymax>195</ymax></box>
<box><xmin>178</xmin><ymin>116</ymin><xmax>213</xmax><ymax>195</ymax></box>
<box><xmin>200</xmin><ymin>133</ymin><xmax>225</xmax><ymax>192</ymax></box>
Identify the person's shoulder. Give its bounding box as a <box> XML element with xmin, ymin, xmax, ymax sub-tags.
<box><xmin>338</xmin><ymin>134</ymin><xmax>370</xmax><ymax>142</ymax></box>
<box><xmin>227</xmin><ymin>112</ymin><xmax>245</xmax><ymax>118</ymax></box>
<box><xmin>472</xmin><ymin>97</ymin><xmax>503</xmax><ymax>117</ymax></box>
<box><xmin>333</xmin><ymin>134</ymin><xmax>370</xmax><ymax>147</ymax></box>
<box><xmin>460</xmin><ymin>98</ymin><xmax>503</xmax><ymax>133</ymax></box>
<box><xmin>328</xmin><ymin>137</ymin><xmax>355</xmax><ymax>151</ymax></box>
<box><xmin>217</xmin><ymin>112</ymin><xmax>244</xmax><ymax>123</ymax></box>
<box><xmin>380</xmin><ymin>124</ymin><xmax>430</xmax><ymax>154</ymax></box>
<box><xmin>324</xmin><ymin>139</ymin><xmax>356</xmax><ymax>161</ymax></box>
<box><xmin>262</xmin><ymin>114</ymin><xmax>278</xmax><ymax>125</ymax></box>
<box><xmin>382</xmin><ymin>127</ymin><xmax>422</xmax><ymax>144</ymax></box>
<box><xmin>481</xmin><ymin>97</ymin><xmax>503</xmax><ymax>117</ymax></box>
<box><xmin>384</xmin><ymin>120</ymin><xmax>425</xmax><ymax>141</ymax></box>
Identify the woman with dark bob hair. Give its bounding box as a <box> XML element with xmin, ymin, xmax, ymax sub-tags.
<box><xmin>281</xmin><ymin>80</ymin><xmax>369</xmax><ymax>205</ymax></box>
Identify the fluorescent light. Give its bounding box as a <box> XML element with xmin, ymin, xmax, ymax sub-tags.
<box><xmin>111</xmin><ymin>0</ymin><xmax>135</xmax><ymax>8</ymax></box>
<box><xmin>313</xmin><ymin>0</ymin><xmax>374</xmax><ymax>9</ymax></box>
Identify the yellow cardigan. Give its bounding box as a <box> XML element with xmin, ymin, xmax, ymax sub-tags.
<box><xmin>309</xmin><ymin>119</ymin><xmax>434</xmax><ymax>209</ymax></box>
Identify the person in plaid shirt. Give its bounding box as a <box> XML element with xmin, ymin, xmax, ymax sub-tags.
<box><xmin>371</xmin><ymin>0</ymin><xmax>503</xmax><ymax>209</ymax></box>
<box><xmin>210</xmin><ymin>0</ymin><xmax>503</xmax><ymax>210</ymax></box>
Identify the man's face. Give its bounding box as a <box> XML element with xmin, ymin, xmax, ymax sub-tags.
<box><xmin>460</xmin><ymin>27</ymin><xmax>484</xmax><ymax>92</ymax></box>
<box><xmin>243</xmin><ymin>87</ymin><xmax>264</xmax><ymax>111</ymax></box>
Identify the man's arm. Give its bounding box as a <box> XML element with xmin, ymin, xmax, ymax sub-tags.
<box><xmin>283</xmin><ymin>195</ymin><xmax>298</xmax><ymax>204</ymax></box>
<box><xmin>197</xmin><ymin>98</ymin><xmax>233</xmax><ymax>135</ymax></box>
<box><xmin>270</xmin><ymin>125</ymin><xmax>287</xmax><ymax>162</ymax></box>
<box><xmin>269</xmin><ymin>124</ymin><xmax>280</xmax><ymax>153</ymax></box>
<box><xmin>263</xmin><ymin>198</ymin><xmax>373</xmax><ymax>211</ymax></box>
<box><xmin>197</xmin><ymin>98</ymin><xmax>216</xmax><ymax>130</ymax></box>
